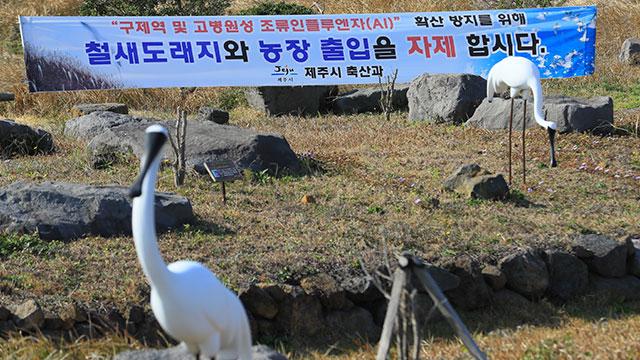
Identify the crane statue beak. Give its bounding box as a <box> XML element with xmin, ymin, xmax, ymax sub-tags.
<box><xmin>129</xmin><ymin>125</ymin><xmax>169</xmax><ymax>198</ymax></box>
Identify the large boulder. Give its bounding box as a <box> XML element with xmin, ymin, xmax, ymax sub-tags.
<box><xmin>332</xmin><ymin>84</ymin><xmax>409</xmax><ymax>114</ymax></box>
<box><xmin>72</xmin><ymin>103</ymin><xmax>128</xmax><ymax>115</ymax></box>
<box><xmin>572</xmin><ymin>234</ymin><xmax>628</xmax><ymax>277</ymax></box>
<box><xmin>0</xmin><ymin>181</ymin><xmax>194</xmax><ymax>241</ymax></box>
<box><xmin>245</xmin><ymin>86</ymin><xmax>336</xmax><ymax>116</ymax></box>
<box><xmin>407</xmin><ymin>73</ymin><xmax>486</xmax><ymax>124</ymax></box>
<box><xmin>443</xmin><ymin>163</ymin><xmax>509</xmax><ymax>200</ymax></box>
<box><xmin>466</xmin><ymin>96</ymin><xmax>614</xmax><ymax>134</ymax></box>
<box><xmin>543</xmin><ymin>250</ymin><xmax>589</xmax><ymax>301</ymax></box>
<box><xmin>0</xmin><ymin>119</ymin><xmax>54</xmax><ymax>158</ymax></box>
<box><xmin>325</xmin><ymin>306</ymin><xmax>380</xmax><ymax>340</ymax></box>
<box><xmin>619</xmin><ymin>38</ymin><xmax>640</xmax><ymax>66</ymax></box>
<box><xmin>499</xmin><ymin>249</ymin><xmax>549</xmax><ymax>299</ymax></box>
<box><xmin>64</xmin><ymin>111</ymin><xmax>300</xmax><ymax>174</ymax></box>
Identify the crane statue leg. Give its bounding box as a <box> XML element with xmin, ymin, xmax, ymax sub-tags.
<box><xmin>548</xmin><ymin>127</ymin><xmax>558</xmax><ymax>168</ymax></box>
<box><xmin>508</xmin><ymin>98</ymin><xmax>514</xmax><ymax>185</ymax></box>
<box><xmin>522</xmin><ymin>99</ymin><xmax>527</xmax><ymax>185</ymax></box>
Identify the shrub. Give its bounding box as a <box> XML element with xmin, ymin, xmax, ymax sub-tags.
<box><xmin>236</xmin><ymin>0</ymin><xmax>314</xmax><ymax>16</ymax></box>
<box><xmin>478</xmin><ymin>0</ymin><xmax>566</xmax><ymax>9</ymax></box>
<box><xmin>79</xmin><ymin>0</ymin><xmax>231</xmax><ymax>16</ymax></box>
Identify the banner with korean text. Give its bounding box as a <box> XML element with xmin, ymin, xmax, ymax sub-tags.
<box><xmin>19</xmin><ymin>6</ymin><xmax>596</xmax><ymax>92</ymax></box>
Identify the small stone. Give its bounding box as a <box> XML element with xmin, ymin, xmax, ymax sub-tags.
<box><xmin>628</xmin><ymin>238</ymin><xmax>640</xmax><ymax>277</ymax></box>
<box><xmin>0</xmin><ymin>320</ymin><xmax>16</xmax><ymax>334</ymax></box>
<box><xmin>499</xmin><ymin>249</ymin><xmax>549</xmax><ymax>299</ymax></box>
<box><xmin>0</xmin><ymin>119</ymin><xmax>54</xmax><ymax>158</ymax></box>
<box><xmin>73</xmin><ymin>103</ymin><xmax>128</xmax><ymax>115</ymax></box>
<box><xmin>572</xmin><ymin>234</ymin><xmax>628</xmax><ymax>277</ymax></box>
<box><xmin>0</xmin><ymin>92</ymin><xmax>15</xmax><ymax>102</ymax></box>
<box><xmin>197</xmin><ymin>107</ymin><xmax>229</xmax><ymax>124</ymax></box>
<box><xmin>482</xmin><ymin>265</ymin><xmax>507</xmax><ymax>290</ymax></box>
<box><xmin>273</xmin><ymin>287</ymin><xmax>325</xmax><ymax>337</ymax></box>
<box><xmin>619</xmin><ymin>38</ymin><xmax>640</xmax><ymax>66</ymax></box>
<box><xmin>492</xmin><ymin>289</ymin><xmax>532</xmax><ymax>308</ymax></box>
<box><xmin>240</xmin><ymin>285</ymin><xmax>279</xmax><ymax>320</ymax></box>
<box><xmin>443</xmin><ymin>163</ymin><xmax>508</xmax><ymax>200</ymax></box>
<box><xmin>13</xmin><ymin>299</ymin><xmax>44</xmax><ymax>331</ymax></box>
<box><xmin>300</xmin><ymin>194</ymin><xmax>315</xmax><ymax>204</ymax></box>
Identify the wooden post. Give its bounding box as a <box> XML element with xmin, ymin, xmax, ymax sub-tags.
<box><xmin>221</xmin><ymin>181</ymin><xmax>227</xmax><ymax>204</ymax></box>
<box><xmin>376</xmin><ymin>268</ymin><xmax>407</xmax><ymax>360</ymax></box>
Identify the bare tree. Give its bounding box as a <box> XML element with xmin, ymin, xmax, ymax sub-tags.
<box><xmin>168</xmin><ymin>108</ymin><xmax>187</xmax><ymax>187</ymax></box>
<box><xmin>378</xmin><ymin>69</ymin><xmax>398</xmax><ymax>121</ymax></box>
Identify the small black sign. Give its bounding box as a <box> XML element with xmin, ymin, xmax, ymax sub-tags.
<box><xmin>204</xmin><ymin>160</ymin><xmax>242</xmax><ymax>182</ymax></box>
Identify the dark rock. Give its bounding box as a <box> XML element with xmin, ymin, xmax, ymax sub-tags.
<box><xmin>425</xmin><ymin>265</ymin><xmax>461</xmax><ymax>292</ymax></box>
<box><xmin>65</xmin><ymin>111</ymin><xmax>300</xmax><ymax>174</ymax></box>
<box><xmin>332</xmin><ymin>84</ymin><xmax>409</xmax><ymax>114</ymax></box>
<box><xmin>274</xmin><ymin>286</ymin><xmax>325</xmax><ymax>337</ymax></box>
<box><xmin>12</xmin><ymin>299</ymin><xmax>44</xmax><ymax>331</ymax></box>
<box><xmin>343</xmin><ymin>276</ymin><xmax>384</xmax><ymax>304</ymax></box>
<box><xmin>325</xmin><ymin>306</ymin><xmax>380</xmax><ymax>340</ymax></box>
<box><xmin>544</xmin><ymin>250</ymin><xmax>588</xmax><ymax>301</ymax></box>
<box><xmin>0</xmin><ymin>181</ymin><xmax>194</xmax><ymax>241</ymax></box>
<box><xmin>444</xmin><ymin>255</ymin><xmax>492</xmax><ymax>310</ymax></box>
<box><xmin>619</xmin><ymin>38</ymin><xmax>640</xmax><ymax>66</ymax></box>
<box><xmin>128</xmin><ymin>305</ymin><xmax>145</xmax><ymax>324</ymax></box>
<box><xmin>59</xmin><ymin>302</ymin><xmax>87</xmax><ymax>323</ymax></box>
<box><xmin>499</xmin><ymin>249</ymin><xmax>549</xmax><ymax>299</ymax></box>
<box><xmin>0</xmin><ymin>305</ymin><xmax>11</xmax><ymax>321</ymax></box>
<box><xmin>75</xmin><ymin>322</ymin><xmax>102</xmax><ymax>339</ymax></box>
<box><xmin>572</xmin><ymin>234</ymin><xmax>627</xmax><ymax>277</ymax></box>
<box><xmin>115</xmin><ymin>344</ymin><xmax>287</xmax><ymax>360</ymax></box>
<box><xmin>300</xmin><ymin>273</ymin><xmax>353</xmax><ymax>310</ymax></box>
<box><xmin>369</xmin><ymin>298</ymin><xmax>388</xmax><ymax>326</ymax></box>
<box><xmin>407</xmin><ymin>73</ymin><xmax>486</xmax><ymax>124</ymax></box>
<box><xmin>443</xmin><ymin>164</ymin><xmax>488</xmax><ymax>191</ymax></box>
<box><xmin>245</xmin><ymin>86</ymin><xmax>336</xmax><ymax>116</ymax></box>
<box><xmin>0</xmin><ymin>320</ymin><xmax>16</xmax><ymax>334</ymax></box>
<box><xmin>197</xmin><ymin>107</ymin><xmax>229</xmax><ymax>124</ymax></box>
<box><xmin>73</xmin><ymin>103</ymin><xmax>128</xmax><ymax>115</ymax></box>
<box><xmin>0</xmin><ymin>92</ymin><xmax>15</xmax><ymax>102</ymax></box>
<box><xmin>492</xmin><ymin>289</ymin><xmax>532</xmax><ymax>308</ymax></box>
<box><xmin>466</xmin><ymin>96</ymin><xmax>614</xmax><ymax>134</ymax></box>
<box><xmin>44</xmin><ymin>311</ymin><xmax>65</xmax><ymax>330</ymax></box>
<box><xmin>628</xmin><ymin>238</ymin><xmax>640</xmax><ymax>277</ymax></box>
<box><xmin>588</xmin><ymin>275</ymin><xmax>640</xmax><ymax>303</ymax></box>
<box><xmin>0</xmin><ymin>119</ymin><xmax>54</xmax><ymax>158</ymax></box>
<box><xmin>240</xmin><ymin>285</ymin><xmax>279</xmax><ymax>320</ymax></box>
<box><xmin>443</xmin><ymin>163</ymin><xmax>508</xmax><ymax>200</ymax></box>
<box><xmin>481</xmin><ymin>265</ymin><xmax>507</xmax><ymax>291</ymax></box>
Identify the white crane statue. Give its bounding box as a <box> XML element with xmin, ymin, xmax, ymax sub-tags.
<box><xmin>129</xmin><ymin>124</ymin><xmax>253</xmax><ymax>360</ymax></box>
<box><xmin>486</xmin><ymin>56</ymin><xmax>558</xmax><ymax>185</ymax></box>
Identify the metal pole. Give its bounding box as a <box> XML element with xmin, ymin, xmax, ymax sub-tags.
<box><xmin>522</xmin><ymin>99</ymin><xmax>527</xmax><ymax>186</ymax></box>
<box><xmin>508</xmin><ymin>98</ymin><xmax>514</xmax><ymax>185</ymax></box>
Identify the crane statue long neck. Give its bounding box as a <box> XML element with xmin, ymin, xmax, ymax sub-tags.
<box><xmin>527</xmin><ymin>77</ymin><xmax>557</xmax><ymax>131</ymax></box>
<box><xmin>131</xmin><ymin>129</ymin><xmax>171</xmax><ymax>292</ymax></box>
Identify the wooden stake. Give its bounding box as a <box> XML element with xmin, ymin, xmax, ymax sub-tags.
<box><xmin>221</xmin><ymin>181</ymin><xmax>227</xmax><ymax>205</ymax></box>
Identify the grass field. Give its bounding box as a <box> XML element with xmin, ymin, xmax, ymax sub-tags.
<box><xmin>1</xmin><ymin>0</ymin><xmax>640</xmax><ymax>358</ymax></box>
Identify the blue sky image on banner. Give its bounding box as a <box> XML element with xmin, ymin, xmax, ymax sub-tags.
<box><xmin>19</xmin><ymin>6</ymin><xmax>596</xmax><ymax>92</ymax></box>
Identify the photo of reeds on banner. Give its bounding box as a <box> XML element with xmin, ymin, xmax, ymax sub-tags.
<box><xmin>19</xmin><ymin>6</ymin><xmax>596</xmax><ymax>92</ymax></box>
